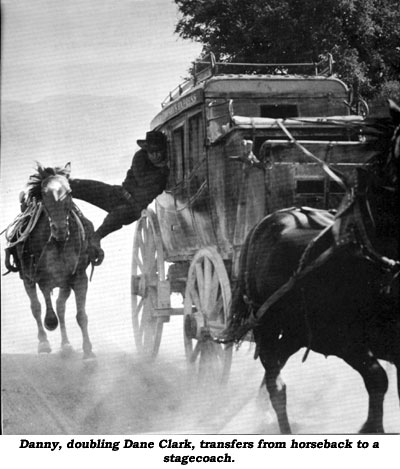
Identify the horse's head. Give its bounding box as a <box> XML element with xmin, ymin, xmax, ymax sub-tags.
<box><xmin>352</xmin><ymin>101</ymin><xmax>400</xmax><ymax>258</ymax></box>
<box><xmin>42</xmin><ymin>176</ymin><xmax>72</xmax><ymax>242</ymax></box>
<box><xmin>28</xmin><ymin>163</ymin><xmax>73</xmax><ymax>242</ymax></box>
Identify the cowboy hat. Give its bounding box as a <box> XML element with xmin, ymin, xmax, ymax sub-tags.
<box><xmin>137</xmin><ymin>131</ymin><xmax>167</xmax><ymax>150</ymax></box>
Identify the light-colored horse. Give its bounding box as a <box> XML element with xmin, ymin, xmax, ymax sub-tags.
<box><xmin>13</xmin><ymin>163</ymin><xmax>96</xmax><ymax>359</ymax></box>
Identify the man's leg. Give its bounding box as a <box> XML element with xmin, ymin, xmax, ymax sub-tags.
<box><xmin>95</xmin><ymin>204</ymin><xmax>141</xmax><ymax>238</ymax></box>
<box><xmin>69</xmin><ymin>179</ymin><xmax>125</xmax><ymax>212</ymax></box>
<box><xmin>70</xmin><ymin>180</ymin><xmax>136</xmax><ymax>264</ymax></box>
<box><xmin>88</xmin><ymin>204</ymin><xmax>141</xmax><ymax>265</ymax></box>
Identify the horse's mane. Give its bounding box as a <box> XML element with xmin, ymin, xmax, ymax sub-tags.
<box><xmin>26</xmin><ymin>164</ymin><xmax>71</xmax><ymax>202</ymax></box>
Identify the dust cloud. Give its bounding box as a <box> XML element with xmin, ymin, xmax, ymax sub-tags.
<box><xmin>1</xmin><ymin>160</ymin><xmax>399</xmax><ymax>436</ymax></box>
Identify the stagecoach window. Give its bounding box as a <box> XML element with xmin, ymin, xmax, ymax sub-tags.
<box><xmin>329</xmin><ymin>180</ymin><xmax>345</xmax><ymax>194</ymax></box>
<box><xmin>172</xmin><ymin>126</ymin><xmax>185</xmax><ymax>182</ymax></box>
<box><xmin>260</xmin><ymin>104</ymin><xmax>298</xmax><ymax>118</ymax></box>
<box><xmin>296</xmin><ymin>179</ymin><xmax>324</xmax><ymax>194</ymax></box>
<box><xmin>188</xmin><ymin>113</ymin><xmax>204</xmax><ymax>173</ymax></box>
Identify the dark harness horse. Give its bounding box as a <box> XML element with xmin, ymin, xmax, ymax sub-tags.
<box><xmin>223</xmin><ymin>101</ymin><xmax>400</xmax><ymax>433</ymax></box>
<box><xmin>8</xmin><ymin>163</ymin><xmax>96</xmax><ymax>359</ymax></box>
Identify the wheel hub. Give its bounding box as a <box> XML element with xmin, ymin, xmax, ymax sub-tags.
<box><xmin>184</xmin><ymin>312</ymin><xmax>211</xmax><ymax>340</ymax></box>
<box><xmin>131</xmin><ymin>274</ymin><xmax>148</xmax><ymax>296</ymax></box>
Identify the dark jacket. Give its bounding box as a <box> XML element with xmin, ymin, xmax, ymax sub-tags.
<box><xmin>122</xmin><ymin>149</ymin><xmax>169</xmax><ymax>208</ymax></box>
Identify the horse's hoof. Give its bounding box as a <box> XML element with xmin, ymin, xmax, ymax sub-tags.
<box><xmin>38</xmin><ymin>341</ymin><xmax>51</xmax><ymax>354</ymax></box>
<box><xmin>44</xmin><ymin>318</ymin><xmax>58</xmax><ymax>331</ymax></box>
<box><xmin>359</xmin><ymin>423</ymin><xmax>384</xmax><ymax>434</ymax></box>
<box><xmin>60</xmin><ymin>343</ymin><xmax>74</xmax><ymax>358</ymax></box>
<box><xmin>83</xmin><ymin>351</ymin><xmax>96</xmax><ymax>361</ymax></box>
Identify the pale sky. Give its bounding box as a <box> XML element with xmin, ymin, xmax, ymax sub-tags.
<box><xmin>0</xmin><ymin>1</ymin><xmax>202</xmax><ymax>362</ymax></box>
<box><xmin>1</xmin><ymin>0</ymin><xmax>201</xmax><ymax>103</ymax></box>
<box><xmin>0</xmin><ymin>0</ymin><xmax>202</xmax><ymax>217</ymax></box>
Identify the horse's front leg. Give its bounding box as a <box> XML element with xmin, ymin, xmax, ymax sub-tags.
<box><xmin>57</xmin><ymin>286</ymin><xmax>73</xmax><ymax>356</ymax></box>
<box><xmin>72</xmin><ymin>274</ymin><xmax>95</xmax><ymax>360</ymax></box>
<box><xmin>344</xmin><ymin>350</ymin><xmax>388</xmax><ymax>433</ymax></box>
<box><xmin>40</xmin><ymin>285</ymin><xmax>59</xmax><ymax>331</ymax></box>
<box><xmin>23</xmin><ymin>280</ymin><xmax>51</xmax><ymax>354</ymax></box>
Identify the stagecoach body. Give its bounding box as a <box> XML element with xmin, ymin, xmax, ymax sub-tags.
<box><xmin>152</xmin><ymin>64</ymin><xmax>377</xmax><ymax>263</ymax></box>
<box><xmin>131</xmin><ymin>57</ymin><xmax>381</xmax><ymax>379</ymax></box>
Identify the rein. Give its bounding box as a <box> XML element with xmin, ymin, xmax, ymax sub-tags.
<box><xmin>276</xmin><ymin>119</ymin><xmax>348</xmax><ymax>191</ymax></box>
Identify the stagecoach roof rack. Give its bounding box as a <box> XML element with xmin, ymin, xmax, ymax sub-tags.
<box><xmin>161</xmin><ymin>52</ymin><xmax>334</xmax><ymax>108</ymax></box>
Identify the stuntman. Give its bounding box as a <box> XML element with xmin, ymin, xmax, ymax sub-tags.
<box><xmin>7</xmin><ymin>130</ymin><xmax>168</xmax><ymax>269</ymax></box>
<box><xmin>70</xmin><ymin>130</ymin><xmax>169</xmax><ymax>264</ymax></box>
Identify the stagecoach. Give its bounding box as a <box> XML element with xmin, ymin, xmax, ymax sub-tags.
<box><xmin>131</xmin><ymin>53</ymin><xmax>382</xmax><ymax>381</ymax></box>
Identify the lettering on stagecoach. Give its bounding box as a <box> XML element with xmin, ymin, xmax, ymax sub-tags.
<box><xmin>151</xmin><ymin>90</ymin><xmax>203</xmax><ymax>128</ymax></box>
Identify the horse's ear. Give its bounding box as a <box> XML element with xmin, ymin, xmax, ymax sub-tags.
<box><xmin>388</xmin><ymin>99</ymin><xmax>400</xmax><ymax>126</ymax></box>
<box><xmin>35</xmin><ymin>161</ymin><xmax>45</xmax><ymax>172</ymax></box>
<box><xmin>34</xmin><ymin>161</ymin><xmax>47</xmax><ymax>178</ymax></box>
<box><xmin>64</xmin><ymin>162</ymin><xmax>71</xmax><ymax>178</ymax></box>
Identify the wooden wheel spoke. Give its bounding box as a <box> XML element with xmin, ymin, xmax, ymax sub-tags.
<box><xmin>146</xmin><ymin>229</ymin><xmax>155</xmax><ymax>255</ymax></box>
<box><xmin>198</xmin><ymin>346</ymin><xmax>209</xmax><ymax>374</ymax></box>
<box><xmin>136</xmin><ymin>296</ymin><xmax>144</xmax><ymax>314</ymax></box>
<box><xmin>133</xmin><ymin>250</ymin><xmax>144</xmax><ymax>271</ymax></box>
<box><xmin>214</xmin><ymin>343</ymin><xmax>224</xmax><ymax>361</ymax></box>
<box><xmin>203</xmin><ymin>257</ymin><xmax>212</xmax><ymax>311</ymax></box>
<box><xmin>208</xmin><ymin>269</ymin><xmax>219</xmax><ymax>309</ymax></box>
<box><xmin>138</xmin><ymin>235</ymin><xmax>146</xmax><ymax>261</ymax></box>
<box><xmin>141</xmin><ymin>223</ymin><xmax>147</xmax><ymax>245</ymax></box>
<box><xmin>139</xmin><ymin>316</ymin><xmax>145</xmax><ymax>337</ymax></box>
<box><xmin>131</xmin><ymin>210</ymin><xmax>165</xmax><ymax>359</ymax></box>
<box><xmin>190</xmin><ymin>287</ymin><xmax>202</xmax><ymax>313</ymax></box>
<box><xmin>147</xmin><ymin>253</ymin><xmax>157</xmax><ymax>276</ymax></box>
<box><xmin>190</xmin><ymin>341</ymin><xmax>202</xmax><ymax>363</ymax></box>
<box><xmin>210</xmin><ymin>296</ymin><xmax>223</xmax><ymax>322</ymax></box>
<box><xmin>195</xmin><ymin>263</ymin><xmax>205</xmax><ymax>307</ymax></box>
<box><xmin>183</xmin><ymin>248</ymin><xmax>232</xmax><ymax>384</ymax></box>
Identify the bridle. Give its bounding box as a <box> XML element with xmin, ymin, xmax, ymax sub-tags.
<box><xmin>343</xmin><ymin>121</ymin><xmax>400</xmax><ymax>274</ymax></box>
<box><xmin>41</xmin><ymin>176</ymin><xmax>73</xmax><ymax>242</ymax></box>
<box><xmin>30</xmin><ymin>177</ymin><xmax>84</xmax><ymax>279</ymax></box>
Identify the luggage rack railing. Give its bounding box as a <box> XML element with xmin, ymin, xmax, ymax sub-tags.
<box><xmin>161</xmin><ymin>52</ymin><xmax>334</xmax><ymax>108</ymax></box>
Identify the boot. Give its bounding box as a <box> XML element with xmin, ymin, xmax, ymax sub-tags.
<box><xmin>88</xmin><ymin>232</ymin><xmax>104</xmax><ymax>266</ymax></box>
<box><xmin>4</xmin><ymin>246</ymin><xmax>20</xmax><ymax>273</ymax></box>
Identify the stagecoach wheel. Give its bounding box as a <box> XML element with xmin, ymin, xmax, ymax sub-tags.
<box><xmin>183</xmin><ymin>247</ymin><xmax>233</xmax><ymax>384</ymax></box>
<box><xmin>131</xmin><ymin>208</ymin><xmax>165</xmax><ymax>359</ymax></box>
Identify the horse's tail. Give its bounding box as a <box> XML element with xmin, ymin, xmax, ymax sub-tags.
<box><xmin>218</xmin><ymin>283</ymin><xmax>255</xmax><ymax>345</ymax></box>
<box><xmin>217</xmin><ymin>225</ymin><xmax>258</xmax><ymax>345</ymax></box>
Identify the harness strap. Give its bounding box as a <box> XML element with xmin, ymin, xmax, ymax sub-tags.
<box><xmin>248</xmin><ymin>245</ymin><xmax>336</xmax><ymax>328</ymax></box>
<box><xmin>352</xmin><ymin>199</ymin><xmax>400</xmax><ymax>272</ymax></box>
<box><xmin>276</xmin><ymin>119</ymin><xmax>347</xmax><ymax>191</ymax></box>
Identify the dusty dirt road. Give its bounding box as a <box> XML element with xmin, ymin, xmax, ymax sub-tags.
<box><xmin>2</xmin><ymin>231</ymin><xmax>399</xmax><ymax>436</ymax></box>
<box><xmin>1</xmin><ymin>349</ymin><xmax>264</xmax><ymax>435</ymax></box>
<box><xmin>2</xmin><ymin>347</ymin><xmax>399</xmax><ymax>435</ymax></box>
